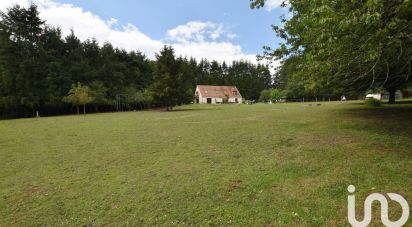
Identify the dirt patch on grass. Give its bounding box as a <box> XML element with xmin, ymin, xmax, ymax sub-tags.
<box><xmin>24</xmin><ymin>185</ymin><xmax>49</xmax><ymax>197</ymax></box>
<box><xmin>228</xmin><ymin>180</ymin><xmax>242</xmax><ymax>192</ymax></box>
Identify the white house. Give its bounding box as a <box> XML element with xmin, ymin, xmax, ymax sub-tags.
<box><xmin>195</xmin><ymin>85</ymin><xmax>242</xmax><ymax>104</ymax></box>
<box><xmin>366</xmin><ymin>93</ymin><xmax>382</xmax><ymax>100</ymax></box>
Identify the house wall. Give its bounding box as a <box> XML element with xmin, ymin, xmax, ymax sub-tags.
<box><xmin>366</xmin><ymin>94</ymin><xmax>382</xmax><ymax>100</ymax></box>
<box><xmin>199</xmin><ymin>97</ymin><xmax>242</xmax><ymax>104</ymax></box>
<box><xmin>195</xmin><ymin>86</ymin><xmax>242</xmax><ymax>104</ymax></box>
<box><xmin>195</xmin><ymin>87</ymin><xmax>202</xmax><ymax>103</ymax></box>
<box><xmin>228</xmin><ymin>97</ymin><xmax>242</xmax><ymax>103</ymax></box>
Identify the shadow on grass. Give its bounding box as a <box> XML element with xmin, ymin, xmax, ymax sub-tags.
<box><xmin>341</xmin><ymin>101</ymin><xmax>412</xmax><ymax>138</ymax></box>
<box><xmin>349</xmin><ymin>99</ymin><xmax>412</xmax><ymax>106</ymax></box>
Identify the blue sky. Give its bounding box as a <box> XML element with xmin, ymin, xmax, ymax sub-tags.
<box><xmin>0</xmin><ymin>0</ymin><xmax>286</xmax><ymax>65</ymax></box>
<box><xmin>53</xmin><ymin>0</ymin><xmax>284</xmax><ymax>54</ymax></box>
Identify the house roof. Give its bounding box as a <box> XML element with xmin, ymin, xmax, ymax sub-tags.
<box><xmin>196</xmin><ymin>85</ymin><xmax>242</xmax><ymax>98</ymax></box>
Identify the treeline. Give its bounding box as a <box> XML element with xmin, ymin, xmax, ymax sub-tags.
<box><xmin>0</xmin><ymin>4</ymin><xmax>272</xmax><ymax>118</ymax></box>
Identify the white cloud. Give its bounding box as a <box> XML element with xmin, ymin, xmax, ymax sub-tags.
<box><xmin>226</xmin><ymin>33</ymin><xmax>238</xmax><ymax>40</ymax></box>
<box><xmin>166</xmin><ymin>21</ymin><xmax>227</xmax><ymax>43</ymax></box>
<box><xmin>173</xmin><ymin>42</ymin><xmax>256</xmax><ymax>63</ymax></box>
<box><xmin>164</xmin><ymin>21</ymin><xmax>274</xmax><ymax>67</ymax></box>
<box><xmin>106</xmin><ymin>18</ymin><xmax>118</xmax><ymax>28</ymax></box>
<box><xmin>265</xmin><ymin>0</ymin><xmax>284</xmax><ymax>11</ymax></box>
<box><xmin>0</xmin><ymin>0</ymin><xmax>279</xmax><ymax>70</ymax></box>
<box><xmin>37</xmin><ymin>2</ymin><xmax>164</xmax><ymax>59</ymax></box>
<box><xmin>209</xmin><ymin>24</ymin><xmax>224</xmax><ymax>40</ymax></box>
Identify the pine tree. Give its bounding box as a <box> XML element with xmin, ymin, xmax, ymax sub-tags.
<box><xmin>149</xmin><ymin>46</ymin><xmax>179</xmax><ymax>110</ymax></box>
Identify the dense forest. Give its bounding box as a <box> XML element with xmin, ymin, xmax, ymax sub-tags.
<box><xmin>0</xmin><ymin>4</ymin><xmax>272</xmax><ymax>118</ymax></box>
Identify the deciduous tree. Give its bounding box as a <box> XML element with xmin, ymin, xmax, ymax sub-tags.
<box><xmin>63</xmin><ymin>82</ymin><xmax>94</xmax><ymax>114</ymax></box>
<box><xmin>251</xmin><ymin>0</ymin><xmax>412</xmax><ymax>103</ymax></box>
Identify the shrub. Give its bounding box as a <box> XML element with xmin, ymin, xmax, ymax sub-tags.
<box><xmin>259</xmin><ymin>89</ymin><xmax>272</xmax><ymax>102</ymax></box>
<box><xmin>365</xmin><ymin>98</ymin><xmax>381</xmax><ymax>107</ymax></box>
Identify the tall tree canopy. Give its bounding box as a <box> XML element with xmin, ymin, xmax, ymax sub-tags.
<box><xmin>0</xmin><ymin>3</ymin><xmax>273</xmax><ymax>118</ymax></box>
<box><xmin>0</xmin><ymin>4</ymin><xmax>153</xmax><ymax>117</ymax></box>
<box><xmin>251</xmin><ymin>0</ymin><xmax>412</xmax><ymax>103</ymax></box>
<box><xmin>149</xmin><ymin>46</ymin><xmax>180</xmax><ymax>110</ymax></box>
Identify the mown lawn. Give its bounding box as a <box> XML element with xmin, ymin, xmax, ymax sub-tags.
<box><xmin>1</xmin><ymin>101</ymin><xmax>411</xmax><ymax>226</ymax></box>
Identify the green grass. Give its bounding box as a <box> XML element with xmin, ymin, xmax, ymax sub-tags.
<box><xmin>1</xmin><ymin>101</ymin><xmax>411</xmax><ymax>226</ymax></box>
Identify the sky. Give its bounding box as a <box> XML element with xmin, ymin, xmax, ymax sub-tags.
<box><xmin>0</xmin><ymin>0</ymin><xmax>287</xmax><ymax>67</ymax></box>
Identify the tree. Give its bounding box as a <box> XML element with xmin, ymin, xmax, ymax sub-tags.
<box><xmin>134</xmin><ymin>89</ymin><xmax>153</xmax><ymax>109</ymax></box>
<box><xmin>259</xmin><ymin>89</ymin><xmax>272</xmax><ymax>102</ymax></box>
<box><xmin>227</xmin><ymin>61</ymin><xmax>272</xmax><ymax>100</ymax></box>
<box><xmin>175</xmin><ymin>57</ymin><xmax>196</xmax><ymax>105</ymax></box>
<box><xmin>0</xmin><ymin>3</ymin><xmax>275</xmax><ymax>118</ymax></box>
<box><xmin>0</xmin><ymin>4</ymin><xmax>46</xmax><ymax>111</ymax></box>
<box><xmin>270</xmin><ymin>89</ymin><xmax>285</xmax><ymax>102</ymax></box>
<box><xmin>89</xmin><ymin>81</ymin><xmax>109</xmax><ymax>112</ymax></box>
<box><xmin>402</xmin><ymin>84</ymin><xmax>412</xmax><ymax>97</ymax></box>
<box><xmin>149</xmin><ymin>46</ymin><xmax>179</xmax><ymax>110</ymax></box>
<box><xmin>251</xmin><ymin>0</ymin><xmax>412</xmax><ymax>103</ymax></box>
<box><xmin>63</xmin><ymin>82</ymin><xmax>94</xmax><ymax>114</ymax></box>
<box><xmin>210</xmin><ymin>60</ymin><xmax>224</xmax><ymax>85</ymax></box>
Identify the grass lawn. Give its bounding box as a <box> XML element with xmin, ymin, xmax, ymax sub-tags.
<box><xmin>1</xmin><ymin>101</ymin><xmax>411</xmax><ymax>226</ymax></box>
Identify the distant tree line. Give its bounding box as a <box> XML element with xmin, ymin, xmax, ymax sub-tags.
<box><xmin>0</xmin><ymin>4</ymin><xmax>272</xmax><ymax>118</ymax></box>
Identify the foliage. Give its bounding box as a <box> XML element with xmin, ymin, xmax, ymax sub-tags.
<box><xmin>259</xmin><ymin>89</ymin><xmax>287</xmax><ymax>102</ymax></box>
<box><xmin>62</xmin><ymin>82</ymin><xmax>94</xmax><ymax>114</ymax></box>
<box><xmin>89</xmin><ymin>81</ymin><xmax>109</xmax><ymax>107</ymax></box>
<box><xmin>365</xmin><ymin>98</ymin><xmax>382</xmax><ymax>107</ymax></box>
<box><xmin>251</xmin><ymin>0</ymin><xmax>412</xmax><ymax>103</ymax></box>
<box><xmin>259</xmin><ymin>89</ymin><xmax>272</xmax><ymax>102</ymax></box>
<box><xmin>0</xmin><ymin>4</ymin><xmax>273</xmax><ymax>118</ymax></box>
<box><xmin>149</xmin><ymin>46</ymin><xmax>179</xmax><ymax>110</ymax></box>
<box><xmin>401</xmin><ymin>84</ymin><xmax>412</xmax><ymax>97</ymax></box>
<box><xmin>0</xmin><ymin>4</ymin><xmax>153</xmax><ymax>117</ymax></box>
<box><xmin>270</xmin><ymin>89</ymin><xmax>285</xmax><ymax>101</ymax></box>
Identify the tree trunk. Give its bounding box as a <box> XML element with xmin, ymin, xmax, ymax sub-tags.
<box><xmin>77</xmin><ymin>106</ymin><xmax>79</xmax><ymax>115</ymax></box>
<box><xmin>83</xmin><ymin>104</ymin><xmax>86</xmax><ymax>114</ymax></box>
<box><xmin>388</xmin><ymin>89</ymin><xmax>396</xmax><ymax>104</ymax></box>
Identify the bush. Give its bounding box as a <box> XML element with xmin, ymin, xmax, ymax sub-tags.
<box><xmin>259</xmin><ymin>89</ymin><xmax>272</xmax><ymax>103</ymax></box>
<box><xmin>365</xmin><ymin>98</ymin><xmax>381</xmax><ymax>107</ymax></box>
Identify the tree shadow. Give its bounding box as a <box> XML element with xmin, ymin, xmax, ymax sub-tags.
<box><xmin>349</xmin><ymin>100</ymin><xmax>412</xmax><ymax>106</ymax></box>
<box><xmin>341</xmin><ymin>102</ymin><xmax>412</xmax><ymax>137</ymax></box>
